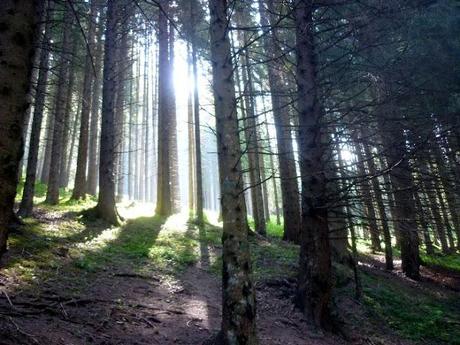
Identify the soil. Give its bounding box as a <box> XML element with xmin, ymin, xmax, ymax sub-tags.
<box><xmin>0</xmin><ymin>207</ymin><xmax>458</xmax><ymax>345</ymax></box>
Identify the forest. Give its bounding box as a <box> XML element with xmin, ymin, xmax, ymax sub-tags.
<box><xmin>0</xmin><ymin>0</ymin><xmax>459</xmax><ymax>344</ymax></box>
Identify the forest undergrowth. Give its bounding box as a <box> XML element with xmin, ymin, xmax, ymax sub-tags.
<box><xmin>0</xmin><ymin>195</ymin><xmax>459</xmax><ymax>344</ymax></box>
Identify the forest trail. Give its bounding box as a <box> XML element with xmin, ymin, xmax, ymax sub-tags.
<box><xmin>0</xmin><ymin>204</ymin><xmax>458</xmax><ymax>345</ymax></box>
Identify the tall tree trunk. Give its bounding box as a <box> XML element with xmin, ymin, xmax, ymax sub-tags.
<box><xmin>353</xmin><ymin>134</ymin><xmax>382</xmax><ymax>252</ymax></box>
<box><xmin>191</xmin><ymin>17</ymin><xmax>204</xmax><ymax>224</ymax></box>
<box><xmin>187</xmin><ymin>44</ymin><xmax>196</xmax><ymax>213</ymax></box>
<box><xmin>168</xmin><ymin>22</ymin><xmax>180</xmax><ymax>212</ymax></box>
<box><xmin>0</xmin><ymin>0</ymin><xmax>38</xmax><ymax>257</ymax></box>
<box><xmin>18</xmin><ymin>0</ymin><xmax>54</xmax><ymax>217</ymax></box>
<box><xmin>258</xmin><ymin>0</ymin><xmax>301</xmax><ymax>242</ymax></box>
<box><xmin>45</xmin><ymin>4</ymin><xmax>73</xmax><ymax>204</ymax></box>
<box><xmin>238</xmin><ymin>28</ymin><xmax>266</xmax><ymax>235</ymax></box>
<box><xmin>156</xmin><ymin>2</ymin><xmax>172</xmax><ymax>216</ymax></box>
<box><xmin>294</xmin><ymin>0</ymin><xmax>332</xmax><ymax>329</ymax></box>
<box><xmin>209</xmin><ymin>0</ymin><xmax>258</xmax><ymax>343</ymax></box>
<box><xmin>143</xmin><ymin>37</ymin><xmax>150</xmax><ymax>202</ymax></box>
<box><xmin>40</xmin><ymin>106</ymin><xmax>54</xmax><ymax>183</ymax></box>
<box><xmin>361</xmin><ymin>139</ymin><xmax>393</xmax><ymax>269</ymax></box>
<box><xmin>86</xmin><ymin>24</ymin><xmax>104</xmax><ymax>196</ymax></box>
<box><xmin>413</xmin><ymin>190</ymin><xmax>434</xmax><ymax>255</ymax></box>
<box><xmin>59</xmin><ymin>38</ymin><xmax>78</xmax><ymax>188</ymax></box>
<box><xmin>72</xmin><ymin>0</ymin><xmax>98</xmax><ymax>200</ymax></box>
<box><xmin>92</xmin><ymin>0</ymin><xmax>121</xmax><ymax>225</ymax></box>
<box><xmin>378</xmin><ymin>107</ymin><xmax>420</xmax><ymax>279</ymax></box>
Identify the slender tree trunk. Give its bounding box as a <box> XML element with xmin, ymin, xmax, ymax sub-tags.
<box><xmin>40</xmin><ymin>107</ymin><xmax>54</xmax><ymax>183</ymax></box>
<box><xmin>156</xmin><ymin>2</ymin><xmax>172</xmax><ymax>216</ymax></box>
<box><xmin>258</xmin><ymin>0</ymin><xmax>301</xmax><ymax>242</ymax></box>
<box><xmin>209</xmin><ymin>0</ymin><xmax>258</xmax><ymax>342</ymax></box>
<box><xmin>187</xmin><ymin>44</ymin><xmax>195</xmax><ymax>212</ymax></box>
<box><xmin>191</xmin><ymin>26</ymin><xmax>204</xmax><ymax>224</ymax></box>
<box><xmin>143</xmin><ymin>37</ymin><xmax>150</xmax><ymax>202</ymax></box>
<box><xmin>18</xmin><ymin>0</ymin><xmax>53</xmax><ymax>217</ymax></box>
<box><xmin>239</xmin><ymin>35</ymin><xmax>266</xmax><ymax>235</ymax></box>
<box><xmin>72</xmin><ymin>0</ymin><xmax>98</xmax><ymax>200</ymax></box>
<box><xmin>378</xmin><ymin>105</ymin><xmax>420</xmax><ymax>279</ymax></box>
<box><xmin>87</xmin><ymin>25</ymin><xmax>104</xmax><ymax>196</ymax></box>
<box><xmin>168</xmin><ymin>22</ymin><xmax>180</xmax><ymax>212</ymax></box>
<box><xmin>414</xmin><ymin>190</ymin><xmax>434</xmax><ymax>255</ymax></box>
<box><xmin>45</xmin><ymin>4</ymin><xmax>73</xmax><ymax>204</ymax></box>
<box><xmin>59</xmin><ymin>38</ymin><xmax>78</xmax><ymax>188</ymax></box>
<box><xmin>361</xmin><ymin>137</ymin><xmax>393</xmax><ymax>269</ymax></box>
<box><xmin>353</xmin><ymin>135</ymin><xmax>382</xmax><ymax>252</ymax></box>
<box><xmin>0</xmin><ymin>0</ymin><xmax>38</xmax><ymax>256</ymax></box>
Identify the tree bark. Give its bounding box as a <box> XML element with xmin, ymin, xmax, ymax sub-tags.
<box><xmin>209</xmin><ymin>0</ymin><xmax>258</xmax><ymax>343</ymax></box>
<box><xmin>18</xmin><ymin>0</ymin><xmax>53</xmax><ymax>217</ymax></box>
<box><xmin>86</xmin><ymin>24</ymin><xmax>104</xmax><ymax>196</ymax></box>
<box><xmin>294</xmin><ymin>0</ymin><xmax>332</xmax><ymax>329</ymax></box>
<box><xmin>72</xmin><ymin>0</ymin><xmax>98</xmax><ymax>200</ymax></box>
<box><xmin>0</xmin><ymin>0</ymin><xmax>38</xmax><ymax>256</ymax></box>
<box><xmin>92</xmin><ymin>0</ymin><xmax>121</xmax><ymax>225</ymax></box>
<box><xmin>45</xmin><ymin>3</ymin><xmax>73</xmax><ymax>204</ymax></box>
<box><xmin>258</xmin><ymin>0</ymin><xmax>300</xmax><ymax>242</ymax></box>
<box><xmin>156</xmin><ymin>1</ymin><xmax>172</xmax><ymax>216</ymax></box>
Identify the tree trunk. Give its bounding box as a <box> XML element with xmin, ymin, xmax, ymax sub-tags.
<box><xmin>378</xmin><ymin>111</ymin><xmax>420</xmax><ymax>279</ymax></box>
<box><xmin>45</xmin><ymin>4</ymin><xmax>73</xmax><ymax>204</ymax></box>
<box><xmin>258</xmin><ymin>0</ymin><xmax>300</xmax><ymax>242</ymax></box>
<box><xmin>191</xmin><ymin>19</ymin><xmax>204</xmax><ymax>224</ymax></box>
<box><xmin>353</xmin><ymin>135</ymin><xmax>382</xmax><ymax>252</ymax></box>
<box><xmin>156</xmin><ymin>2</ymin><xmax>172</xmax><ymax>216</ymax></box>
<box><xmin>18</xmin><ymin>0</ymin><xmax>53</xmax><ymax>217</ymax></box>
<box><xmin>92</xmin><ymin>0</ymin><xmax>121</xmax><ymax>225</ymax></box>
<box><xmin>168</xmin><ymin>22</ymin><xmax>180</xmax><ymax>212</ymax></box>
<box><xmin>72</xmin><ymin>0</ymin><xmax>98</xmax><ymax>200</ymax></box>
<box><xmin>86</xmin><ymin>24</ymin><xmax>104</xmax><ymax>196</ymax></box>
<box><xmin>361</xmin><ymin>136</ymin><xmax>393</xmax><ymax>269</ymax></box>
<box><xmin>0</xmin><ymin>0</ymin><xmax>38</xmax><ymax>256</ymax></box>
<box><xmin>294</xmin><ymin>0</ymin><xmax>332</xmax><ymax>329</ymax></box>
<box><xmin>209</xmin><ymin>0</ymin><xmax>258</xmax><ymax>343</ymax></box>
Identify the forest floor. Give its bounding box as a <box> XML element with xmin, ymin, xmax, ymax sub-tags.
<box><xmin>0</xmin><ymin>201</ymin><xmax>459</xmax><ymax>345</ymax></box>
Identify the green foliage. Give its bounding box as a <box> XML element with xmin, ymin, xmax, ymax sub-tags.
<box><xmin>421</xmin><ymin>253</ymin><xmax>460</xmax><ymax>273</ymax></box>
<box><xmin>362</xmin><ymin>272</ymin><xmax>460</xmax><ymax>344</ymax></box>
<box><xmin>266</xmin><ymin>220</ymin><xmax>284</xmax><ymax>239</ymax></box>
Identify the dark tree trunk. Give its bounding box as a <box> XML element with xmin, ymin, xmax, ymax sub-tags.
<box><xmin>258</xmin><ymin>0</ymin><xmax>301</xmax><ymax>242</ymax></box>
<box><xmin>18</xmin><ymin>0</ymin><xmax>53</xmax><ymax>217</ymax></box>
<box><xmin>72</xmin><ymin>0</ymin><xmax>98</xmax><ymax>200</ymax></box>
<box><xmin>294</xmin><ymin>0</ymin><xmax>332</xmax><ymax>329</ymax></box>
<box><xmin>45</xmin><ymin>3</ymin><xmax>73</xmax><ymax>204</ymax></box>
<box><xmin>86</xmin><ymin>24</ymin><xmax>104</xmax><ymax>196</ymax></box>
<box><xmin>92</xmin><ymin>0</ymin><xmax>121</xmax><ymax>225</ymax></box>
<box><xmin>0</xmin><ymin>0</ymin><xmax>38</xmax><ymax>257</ymax></box>
<box><xmin>209</xmin><ymin>0</ymin><xmax>258</xmax><ymax>343</ymax></box>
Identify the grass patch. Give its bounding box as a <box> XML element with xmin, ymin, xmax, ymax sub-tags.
<box><xmin>362</xmin><ymin>271</ymin><xmax>460</xmax><ymax>344</ymax></box>
<box><xmin>421</xmin><ymin>253</ymin><xmax>460</xmax><ymax>273</ymax></box>
<box><xmin>266</xmin><ymin>220</ymin><xmax>284</xmax><ymax>239</ymax></box>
